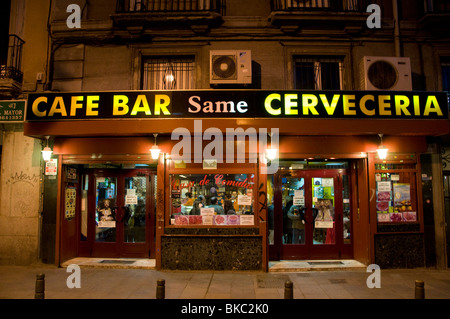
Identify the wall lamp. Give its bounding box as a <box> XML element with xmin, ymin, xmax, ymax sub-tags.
<box><xmin>150</xmin><ymin>133</ymin><xmax>161</xmax><ymax>160</ymax></box>
<box><xmin>41</xmin><ymin>136</ymin><xmax>53</xmax><ymax>161</ymax></box>
<box><xmin>265</xmin><ymin>132</ymin><xmax>278</xmax><ymax>161</ymax></box>
<box><xmin>376</xmin><ymin>134</ymin><xmax>388</xmax><ymax>160</ymax></box>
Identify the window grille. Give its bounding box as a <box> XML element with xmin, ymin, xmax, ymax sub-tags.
<box><xmin>142</xmin><ymin>56</ymin><xmax>195</xmax><ymax>90</ymax></box>
<box><xmin>294</xmin><ymin>57</ymin><xmax>344</xmax><ymax>90</ymax></box>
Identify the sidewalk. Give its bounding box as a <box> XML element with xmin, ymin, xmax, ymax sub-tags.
<box><xmin>0</xmin><ymin>260</ymin><xmax>449</xmax><ymax>299</ymax></box>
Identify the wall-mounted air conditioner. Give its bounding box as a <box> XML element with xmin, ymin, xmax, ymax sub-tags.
<box><xmin>359</xmin><ymin>56</ymin><xmax>412</xmax><ymax>91</ymax></box>
<box><xmin>210</xmin><ymin>50</ymin><xmax>252</xmax><ymax>84</ymax></box>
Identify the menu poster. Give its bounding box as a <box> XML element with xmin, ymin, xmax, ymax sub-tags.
<box><xmin>238</xmin><ymin>195</ymin><xmax>252</xmax><ymax>206</ymax></box>
<box><xmin>293</xmin><ymin>197</ymin><xmax>305</xmax><ymax>206</ymax></box>
<box><xmin>65</xmin><ymin>187</ymin><xmax>76</xmax><ymax>220</ymax></box>
<box><xmin>240</xmin><ymin>215</ymin><xmax>254</xmax><ymax>226</ymax></box>
<box><xmin>376</xmin><ymin>181</ymin><xmax>392</xmax><ymax>214</ymax></box>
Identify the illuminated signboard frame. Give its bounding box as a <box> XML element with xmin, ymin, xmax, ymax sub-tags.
<box><xmin>26</xmin><ymin>90</ymin><xmax>449</xmax><ymax>121</ymax></box>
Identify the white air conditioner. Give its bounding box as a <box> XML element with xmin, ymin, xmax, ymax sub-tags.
<box><xmin>359</xmin><ymin>56</ymin><xmax>412</xmax><ymax>91</ymax></box>
<box><xmin>210</xmin><ymin>50</ymin><xmax>252</xmax><ymax>84</ymax></box>
<box><xmin>284</xmin><ymin>0</ymin><xmax>330</xmax><ymax>9</ymax></box>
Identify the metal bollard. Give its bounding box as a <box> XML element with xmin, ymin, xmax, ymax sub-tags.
<box><xmin>284</xmin><ymin>281</ymin><xmax>293</xmax><ymax>299</ymax></box>
<box><xmin>415</xmin><ymin>280</ymin><xmax>425</xmax><ymax>299</ymax></box>
<box><xmin>156</xmin><ymin>279</ymin><xmax>165</xmax><ymax>299</ymax></box>
<box><xmin>35</xmin><ymin>273</ymin><xmax>45</xmax><ymax>299</ymax></box>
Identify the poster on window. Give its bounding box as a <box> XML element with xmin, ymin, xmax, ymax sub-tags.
<box><xmin>393</xmin><ymin>183</ymin><xmax>412</xmax><ymax>212</ymax></box>
<box><xmin>376</xmin><ymin>181</ymin><xmax>392</xmax><ymax>214</ymax></box>
<box><xmin>97</xmin><ymin>199</ymin><xmax>116</xmax><ymax>228</ymax></box>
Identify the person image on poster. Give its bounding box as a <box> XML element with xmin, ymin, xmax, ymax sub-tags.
<box><xmin>98</xmin><ymin>199</ymin><xmax>116</xmax><ymax>224</ymax></box>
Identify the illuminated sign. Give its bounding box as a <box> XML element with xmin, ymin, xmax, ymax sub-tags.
<box><xmin>26</xmin><ymin>90</ymin><xmax>449</xmax><ymax>121</ymax></box>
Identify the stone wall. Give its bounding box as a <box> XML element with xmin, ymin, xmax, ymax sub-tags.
<box><xmin>161</xmin><ymin>227</ymin><xmax>262</xmax><ymax>270</ymax></box>
<box><xmin>0</xmin><ymin>126</ymin><xmax>41</xmax><ymax>265</ymax></box>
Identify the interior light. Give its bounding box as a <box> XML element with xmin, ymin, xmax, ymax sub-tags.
<box><xmin>150</xmin><ymin>133</ymin><xmax>161</xmax><ymax>160</ymax></box>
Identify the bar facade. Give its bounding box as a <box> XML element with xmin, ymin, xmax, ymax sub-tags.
<box><xmin>1</xmin><ymin>0</ymin><xmax>449</xmax><ymax>269</ymax></box>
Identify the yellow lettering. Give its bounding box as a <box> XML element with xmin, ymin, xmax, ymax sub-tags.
<box><xmin>131</xmin><ymin>95</ymin><xmax>151</xmax><ymax>116</ymax></box>
<box><xmin>423</xmin><ymin>96</ymin><xmax>444</xmax><ymax>116</ymax></box>
<box><xmin>154</xmin><ymin>94</ymin><xmax>171</xmax><ymax>115</ymax></box>
<box><xmin>32</xmin><ymin>96</ymin><xmax>47</xmax><ymax>117</ymax></box>
<box><xmin>86</xmin><ymin>96</ymin><xmax>99</xmax><ymax>116</ymax></box>
<box><xmin>319</xmin><ymin>94</ymin><xmax>340</xmax><ymax>116</ymax></box>
<box><xmin>285</xmin><ymin>94</ymin><xmax>298</xmax><ymax>115</ymax></box>
<box><xmin>413</xmin><ymin>96</ymin><xmax>420</xmax><ymax>116</ymax></box>
<box><xmin>343</xmin><ymin>95</ymin><xmax>356</xmax><ymax>115</ymax></box>
<box><xmin>113</xmin><ymin>95</ymin><xmax>129</xmax><ymax>116</ymax></box>
<box><xmin>395</xmin><ymin>95</ymin><xmax>411</xmax><ymax>116</ymax></box>
<box><xmin>302</xmin><ymin>94</ymin><xmax>319</xmax><ymax>115</ymax></box>
<box><xmin>360</xmin><ymin>95</ymin><xmax>375</xmax><ymax>116</ymax></box>
<box><xmin>378</xmin><ymin>95</ymin><xmax>392</xmax><ymax>116</ymax></box>
<box><xmin>48</xmin><ymin>97</ymin><xmax>67</xmax><ymax>117</ymax></box>
<box><xmin>70</xmin><ymin>96</ymin><xmax>84</xmax><ymax>116</ymax></box>
<box><xmin>265</xmin><ymin>94</ymin><xmax>282</xmax><ymax>116</ymax></box>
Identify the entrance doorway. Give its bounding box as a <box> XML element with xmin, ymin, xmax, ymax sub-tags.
<box><xmin>79</xmin><ymin>168</ymin><xmax>156</xmax><ymax>258</ymax></box>
<box><xmin>268</xmin><ymin>161</ymin><xmax>353</xmax><ymax>260</ymax></box>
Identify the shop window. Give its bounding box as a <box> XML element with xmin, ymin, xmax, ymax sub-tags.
<box><xmin>375</xmin><ymin>160</ymin><xmax>419</xmax><ymax>224</ymax></box>
<box><xmin>169</xmin><ymin>173</ymin><xmax>255</xmax><ymax>226</ymax></box>
<box><xmin>294</xmin><ymin>56</ymin><xmax>344</xmax><ymax>90</ymax></box>
<box><xmin>142</xmin><ymin>56</ymin><xmax>195</xmax><ymax>90</ymax></box>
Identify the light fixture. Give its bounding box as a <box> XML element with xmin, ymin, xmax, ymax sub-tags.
<box><xmin>150</xmin><ymin>133</ymin><xmax>161</xmax><ymax>160</ymax></box>
<box><xmin>265</xmin><ymin>132</ymin><xmax>278</xmax><ymax>161</ymax></box>
<box><xmin>376</xmin><ymin>134</ymin><xmax>388</xmax><ymax>160</ymax></box>
<box><xmin>41</xmin><ymin>136</ymin><xmax>53</xmax><ymax>161</ymax></box>
<box><xmin>163</xmin><ymin>62</ymin><xmax>176</xmax><ymax>90</ymax></box>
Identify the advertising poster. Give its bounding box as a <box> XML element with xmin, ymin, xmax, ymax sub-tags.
<box><xmin>65</xmin><ymin>188</ymin><xmax>76</xmax><ymax>220</ymax></box>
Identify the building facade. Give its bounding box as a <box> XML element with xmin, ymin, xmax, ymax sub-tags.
<box><xmin>1</xmin><ymin>0</ymin><xmax>449</xmax><ymax>270</ymax></box>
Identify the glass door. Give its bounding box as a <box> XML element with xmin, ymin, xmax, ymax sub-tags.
<box><xmin>88</xmin><ymin>169</ymin><xmax>155</xmax><ymax>258</ymax></box>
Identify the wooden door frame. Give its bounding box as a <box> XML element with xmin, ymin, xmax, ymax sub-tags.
<box><xmin>80</xmin><ymin>168</ymin><xmax>156</xmax><ymax>258</ymax></box>
<box><xmin>269</xmin><ymin>165</ymin><xmax>353</xmax><ymax>260</ymax></box>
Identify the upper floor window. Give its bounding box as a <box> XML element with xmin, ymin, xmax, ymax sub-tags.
<box><xmin>425</xmin><ymin>0</ymin><xmax>450</xmax><ymax>13</ymax></box>
<box><xmin>294</xmin><ymin>56</ymin><xmax>344</xmax><ymax>90</ymax></box>
<box><xmin>441</xmin><ymin>57</ymin><xmax>450</xmax><ymax>106</ymax></box>
<box><xmin>142</xmin><ymin>56</ymin><xmax>195</xmax><ymax>90</ymax></box>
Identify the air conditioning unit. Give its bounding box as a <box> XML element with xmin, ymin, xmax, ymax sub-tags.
<box><xmin>359</xmin><ymin>56</ymin><xmax>412</xmax><ymax>91</ymax></box>
<box><xmin>210</xmin><ymin>50</ymin><xmax>252</xmax><ymax>84</ymax></box>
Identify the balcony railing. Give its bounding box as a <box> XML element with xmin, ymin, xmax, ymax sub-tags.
<box><xmin>0</xmin><ymin>35</ymin><xmax>24</xmax><ymax>83</ymax></box>
<box><xmin>424</xmin><ymin>0</ymin><xmax>450</xmax><ymax>13</ymax></box>
<box><xmin>116</xmin><ymin>0</ymin><xmax>222</xmax><ymax>13</ymax></box>
<box><xmin>271</xmin><ymin>0</ymin><xmax>372</xmax><ymax>12</ymax></box>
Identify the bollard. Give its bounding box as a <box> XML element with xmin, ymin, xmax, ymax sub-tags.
<box><xmin>284</xmin><ymin>281</ymin><xmax>293</xmax><ymax>299</ymax></box>
<box><xmin>156</xmin><ymin>279</ymin><xmax>165</xmax><ymax>299</ymax></box>
<box><xmin>35</xmin><ymin>273</ymin><xmax>45</xmax><ymax>299</ymax></box>
<box><xmin>415</xmin><ymin>280</ymin><xmax>425</xmax><ymax>299</ymax></box>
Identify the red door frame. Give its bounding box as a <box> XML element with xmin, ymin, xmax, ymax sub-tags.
<box><xmin>270</xmin><ymin>167</ymin><xmax>352</xmax><ymax>260</ymax></box>
<box><xmin>81</xmin><ymin>168</ymin><xmax>155</xmax><ymax>258</ymax></box>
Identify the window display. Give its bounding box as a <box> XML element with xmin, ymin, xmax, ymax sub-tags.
<box><xmin>375</xmin><ymin>162</ymin><xmax>418</xmax><ymax>223</ymax></box>
<box><xmin>169</xmin><ymin>173</ymin><xmax>255</xmax><ymax>226</ymax></box>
